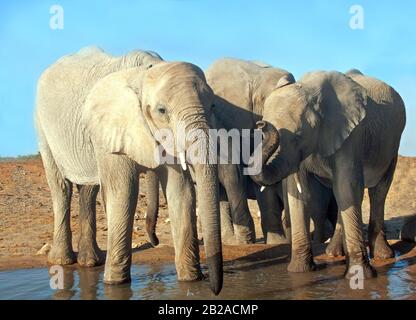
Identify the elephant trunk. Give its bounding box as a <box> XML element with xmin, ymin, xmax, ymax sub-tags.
<box><xmin>248</xmin><ymin>121</ymin><xmax>286</xmax><ymax>186</ymax></box>
<box><xmin>182</xmin><ymin>114</ymin><xmax>223</xmax><ymax>295</ymax></box>
<box><xmin>256</xmin><ymin>121</ymin><xmax>280</xmax><ymax>163</ymax></box>
<box><xmin>194</xmin><ymin>163</ymin><xmax>223</xmax><ymax>295</ymax></box>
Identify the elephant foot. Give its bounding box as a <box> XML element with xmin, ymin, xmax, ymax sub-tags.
<box><xmin>266</xmin><ymin>232</ymin><xmax>289</xmax><ymax>245</ymax></box>
<box><xmin>234</xmin><ymin>231</ymin><xmax>256</xmax><ymax>244</ymax></box>
<box><xmin>103</xmin><ymin>276</ymin><xmax>131</xmax><ymax>285</ymax></box>
<box><xmin>176</xmin><ymin>265</ymin><xmax>203</xmax><ymax>282</ymax></box>
<box><xmin>234</xmin><ymin>228</ymin><xmax>256</xmax><ymax>244</ymax></box>
<box><xmin>221</xmin><ymin>231</ymin><xmax>236</xmax><ymax>245</ymax></box>
<box><xmin>146</xmin><ymin>217</ymin><xmax>159</xmax><ymax>247</ymax></box>
<box><xmin>104</xmin><ymin>269</ymin><xmax>131</xmax><ymax>285</ymax></box>
<box><xmin>177</xmin><ymin>271</ymin><xmax>204</xmax><ymax>282</ymax></box>
<box><xmin>288</xmin><ymin>255</ymin><xmax>316</xmax><ymax>273</ymax></box>
<box><xmin>48</xmin><ymin>244</ymin><xmax>76</xmax><ymax>265</ymax></box>
<box><xmin>77</xmin><ymin>242</ymin><xmax>104</xmax><ymax>267</ymax></box>
<box><xmin>235</xmin><ymin>219</ymin><xmax>256</xmax><ymax>243</ymax></box>
<box><xmin>233</xmin><ymin>237</ymin><xmax>255</xmax><ymax>245</ymax></box>
<box><xmin>345</xmin><ymin>259</ymin><xmax>377</xmax><ymax>280</ymax></box>
<box><xmin>371</xmin><ymin>232</ymin><xmax>394</xmax><ymax>260</ymax></box>
<box><xmin>223</xmin><ymin>234</ymin><xmax>254</xmax><ymax>245</ymax></box>
<box><xmin>222</xmin><ymin>238</ymin><xmax>235</xmax><ymax>245</ymax></box>
<box><xmin>325</xmin><ymin>235</ymin><xmax>345</xmax><ymax>257</ymax></box>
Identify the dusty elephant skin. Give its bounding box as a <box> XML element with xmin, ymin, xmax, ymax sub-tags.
<box><xmin>203</xmin><ymin>58</ymin><xmax>295</xmax><ymax>245</ymax></box>
<box><xmin>144</xmin><ymin>57</ymin><xmax>298</xmax><ymax>247</ymax></box>
<box><xmin>144</xmin><ymin>114</ymin><xmax>258</xmax><ymax>246</ymax></box>
<box><xmin>206</xmin><ymin>59</ymin><xmax>340</xmax><ymax>246</ymax></box>
<box><xmin>249</xmin><ymin>70</ymin><xmax>406</xmax><ymax>278</ymax></box>
<box><xmin>34</xmin><ymin>47</ymin><xmax>223</xmax><ymax>294</ymax></box>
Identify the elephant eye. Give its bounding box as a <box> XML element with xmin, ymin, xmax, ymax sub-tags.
<box><xmin>157</xmin><ymin>105</ymin><xmax>166</xmax><ymax>115</ymax></box>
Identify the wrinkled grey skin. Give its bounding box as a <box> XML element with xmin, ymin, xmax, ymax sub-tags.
<box><xmin>204</xmin><ymin>58</ymin><xmax>296</xmax><ymax>244</ymax></box>
<box><xmin>145</xmin><ymin>153</ymin><xmax>337</xmax><ymax>246</ymax></box>
<box><xmin>145</xmin><ymin>161</ymin><xmax>256</xmax><ymax>246</ymax></box>
<box><xmin>146</xmin><ymin>57</ymin><xmax>296</xmax><ymax>245</ymax></box>
<box><xmin>35</xmin><ymin>47</ymin><xmax>223</xmax><ymax>294</ymax></box>
<box><xmin>250</xmin><ymin>70</ymin><xmax>406</xmax><ymax>278</ymax></box>
<box><xmin>324</xmin><ymin>70</ymin><xmax>407</xmax><ymax>259</ymax></box>
<box><xmin>146</xmin><ymin>58</ymin><xmax>337</xmax><ymax>246</ymax></box>
<box><xmin>145</xmin><ymin>113</ymin><xmax>256</xmax><ymax>246</ymax></box>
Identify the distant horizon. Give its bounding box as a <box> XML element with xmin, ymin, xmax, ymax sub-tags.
<box><xmin>1</xmin><ymin>1</ymin><xmax>415</xmax><ymax>156</ymax></box>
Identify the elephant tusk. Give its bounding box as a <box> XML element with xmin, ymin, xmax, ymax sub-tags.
<box><xmin>260</xmin><ymin>186</ymin><xmax>266</xmax><ymax>192</ymax></box>
<box><xmin>294</xmin><ymin>173</ymin><xmax>302</xmax><ymax>194</ymax></box>
<box><xmin>179</xmin><ymin>152</ymin><xmax>187</xmax><ymax>171</ymax></box>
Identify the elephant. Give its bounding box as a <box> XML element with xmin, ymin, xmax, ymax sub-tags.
<box><xmin>249</xmin><ymin>69</ymin><xmax>406</xmax><ymax>278</ymax></box>
<box><xmin>203</xmin><ymin>58</ymin><xmax>296</xmax><ymax>244</ymax></box>
<box><xmin>143</xmin><ymin>58</ymin><xmax>295</xmax><ymax>245</ymax></box>
<box><xmin>35</xmin><ymin>47</ymin><xmax>223</xmax><ymax>294</ymax></box>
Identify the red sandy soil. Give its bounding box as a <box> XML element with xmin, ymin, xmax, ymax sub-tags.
<box><xmin>0</xmin><ymin>155</ymin><xmax>415</xmax><ymax>270</ymax></box>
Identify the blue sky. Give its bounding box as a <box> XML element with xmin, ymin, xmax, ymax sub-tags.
<box><xmin>0</xmin><ymin>0</ymin><xmax>415</xmax><ymax>156</ymax></box>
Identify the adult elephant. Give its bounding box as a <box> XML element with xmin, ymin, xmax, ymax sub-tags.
<box><xmin>204</xmin><ymin>58</ymin><xmax>296</xmax><ymax>244</ymax></box>
<box><xmin>249</xmin><ymin>70</ymin><xmax>406</xmax><ymax>278</ymax></box>
<box><xmin>35</xmin><ymin>47</ymin><xmax>223</xmax><ymax>294</ymax></box>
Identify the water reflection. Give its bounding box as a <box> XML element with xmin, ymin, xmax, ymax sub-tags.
<box><xmin>0</xmin><ymin>249</ymin><xmax>415</xmax><ymax>300</ymax></box>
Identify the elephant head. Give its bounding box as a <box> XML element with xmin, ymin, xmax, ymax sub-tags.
<box><xmin>82</xmin><ymin>61</ymin><xmax>223</xmax><ymax>294</ymax></box>
<box><xmin>249</xmin><ymin>71</ymin><xmax>367</xmax><ymax>185</ymax></box>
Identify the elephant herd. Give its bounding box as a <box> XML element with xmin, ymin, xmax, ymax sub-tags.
<box><xmin>34</xmin><ymin>47</ymin><xmax>406</xmax><ymax>295</ymax></box>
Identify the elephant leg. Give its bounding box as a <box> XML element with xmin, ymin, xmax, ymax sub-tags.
<box><xmin>220</xmin><ymin>164</ymin><xmax>255</xmax><ymax>244</ymax></box>
<box><xmin>325</xmin><ymin>213</ymin><xmax>345</xmax><ymax>257</ymax></box>
<box><xmin>281</xmin><ymin>181</ymin><xmax>291</xmax><ymax>243</ymax></box>
<box><xmin>99</xmin><ymin>155</ymin><xmax>138</xmax><ymax>285</ymax></box>
<box><xmin>158</xmin><ymin>165</ymin><xmax>202</xmax><ymax>281</ymax></box>
<box><xmin>311</xmin><ymin>212</ymin><xmax>328</xmax><ymax>244</ymax></box>
<box><xmin>333</xmin><ymin>159</ymin><xmax>376</xmax><ymax>279</ymax></box>
<box><xmin>219</xmin><ymin>198</ymin><xmax>235</xmax><ymax>245</ymax></box>
<box><xmin>308</xmin><ymin>180</ymin><xmax>332</xmax><ymax>244</ymax></box>
<box><xmin>368</xmin><ymin>156</ymin><xmax>397</xmax><ymax>259</ymax></box>
<box><xmin>255</xmin><ymin>185</ymin><xmax>287</xmax><ymax>244</ymax></box>
<box><xmin>287</xmin><ymin>172</ymin><xmax>316</xmax><ymax>273</ymax></box>
<box><xmin>145</xmin><ymin>170</ymin><xmax>160</xmax><ymax>246</ymax></box>
<box><xmin>40</xmin><ymin>142</ymin><xmax>75</xmax><ymax>265</ymax></box>
<box><xmin>76</xmin><ymin>184</ymin><xmax>104</xmax><ymax>267</ymax></box>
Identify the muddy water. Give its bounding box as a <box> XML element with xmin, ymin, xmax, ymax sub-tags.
<box><xmin>1</xmin><ymin>254</ymin><xmax>416</xmax><ymax>300</ymax></box>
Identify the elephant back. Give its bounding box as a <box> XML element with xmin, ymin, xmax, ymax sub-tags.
<box><xmin>205</xmin><ymin>58</ymin><xmax>294</xmax><ymax>130</ymax></box>
<box><xmin>346</xmin><ymin>69</ymin><xmax>404</xmax><ymax>107</ymax></box>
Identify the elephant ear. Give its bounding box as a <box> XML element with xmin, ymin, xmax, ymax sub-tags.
<box><xmin>311</xmin><ymin>71</ymin><xmax>367</xmax><ymax>157</ymax></box>
<box><xmin>82</xmin><ymin>70</ymin><xmax>160</xmax><ymax>169</ymax></box>
<box><xmin>275</xmin><ymin>74</ymin><xmax>295</xmax><ymax>90</ymax></box>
